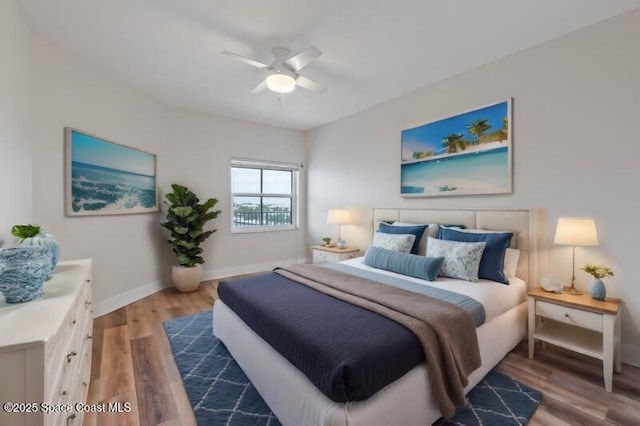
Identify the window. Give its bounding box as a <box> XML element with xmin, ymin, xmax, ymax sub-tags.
<box><xmin>230</xmin><ymin>158</ymin><xmax>300</xmax><ymax>233</ymax></box>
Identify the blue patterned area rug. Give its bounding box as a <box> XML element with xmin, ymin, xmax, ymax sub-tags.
<box><xmin>164</xmin><ymin>311</ymin><xmax>542</xmax><ymax>426</ymax></box>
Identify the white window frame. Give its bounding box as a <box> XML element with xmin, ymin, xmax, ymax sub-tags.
<box><xmin>230</xmin><ymin>158</ymin><xmax>300</xmax><ymax>233</ymax></box>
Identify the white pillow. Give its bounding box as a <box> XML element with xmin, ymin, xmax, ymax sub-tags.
<box><xmin>426</xmin><ymin>237</ymin><xmax>486</xmax><ymax>282</ymax></box>
<box><xmin>504</xmin><ymin>248</ymin><xmax>520</xmax><ymax>278</ymax></box>
<box><xmin>372</xmin><ymin>231</ymin><xmax>416</xmax><ymax>253</ymax></box>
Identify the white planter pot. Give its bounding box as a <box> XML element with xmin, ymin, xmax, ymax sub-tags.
<box><xmin>171</xmin><ymin>264</ymin><xmax>203</xmax><ymax>293</ymax></box>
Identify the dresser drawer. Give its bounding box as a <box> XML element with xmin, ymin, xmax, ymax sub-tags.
<box><xmin>536</xmin><ymin>300</ymin><xmax>602</xmax><ymax>332</ymax></box>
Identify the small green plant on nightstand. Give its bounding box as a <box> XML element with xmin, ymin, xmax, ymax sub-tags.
<box><xmin>581</xmin><ymin>264</ymin><xmax>614</xmax><ymax>279</ymax></box>
<box><xmin>322</xmin><ymin>236</ymin><xmax>331</xmax><ymax>246</ymax></box>
<box><xmin>581</xmin><ymin>263</ymin><xmax>614</xmax><ymax>300</ymax></box>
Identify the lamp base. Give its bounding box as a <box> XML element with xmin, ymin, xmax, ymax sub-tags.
<box><xmin>564</xmin><ymin>286</ymin><xmax>582</xmax><ymax>295</ymax></box>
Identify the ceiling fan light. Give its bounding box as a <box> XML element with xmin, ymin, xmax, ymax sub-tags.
<box><xmin>266</xmin><ymin>73</ymin><xmax>296</xmax><ymax>93</ymax></box>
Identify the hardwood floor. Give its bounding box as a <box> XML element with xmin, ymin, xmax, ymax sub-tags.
<box><xmin>85</xmin><ymin>280</ymin><xmax>640</xmax><ymax>426</ymax></box>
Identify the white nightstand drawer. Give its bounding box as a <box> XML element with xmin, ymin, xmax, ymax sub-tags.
<box><xmin>313</xmin><ymin>250</ymin><xmax>331</xmax><ymax>263</ymax></box>
<box><xmin>537</xmin><ymin>300</ymin><xmax>602</xmax><ymax>332</ymax></box>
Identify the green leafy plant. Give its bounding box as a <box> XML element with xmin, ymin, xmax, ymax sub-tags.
<box><xmin>322</xmin><ymin>236</ymin><xmax>331</xmax><ymax>245</ymax></box>
<box><xmin>581</xmin><ymin>264</ymin><xmax>614</xmax><ymax>279</ymax></box>
<box><xmin>160</xmin><ymin>184</ymin><xmax>221</xmax><ymax>267</ymax></box>
<box><xmin>11</xmin><ymin>224</ymin><xmax>42</xmax><ymax>241</ymax></box>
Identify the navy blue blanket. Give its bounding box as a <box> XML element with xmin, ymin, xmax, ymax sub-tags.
<box><xmin>218</xmin><ymin>272</ymin><xmax>424</xmax><ymax>402</ymax></box>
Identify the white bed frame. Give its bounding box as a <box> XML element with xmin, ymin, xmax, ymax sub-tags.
<box><xmin>213</xmin><ymin>208</ymin><xmax>542</xmax><ymax>426</ymax></box>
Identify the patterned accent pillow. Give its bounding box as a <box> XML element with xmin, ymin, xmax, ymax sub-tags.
<box><xmin>426</xmin><ymin>237</ymin><xmax>486</xmax><ymax>282</ymax></box>
<box><xmin>372</xmin><ymin>231</ymin><xmax>416</xmax><ymax>253</ymax></box>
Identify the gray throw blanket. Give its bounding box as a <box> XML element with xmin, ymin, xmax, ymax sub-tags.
<box><xmin>274</xmin><ymin>264</ymin><xmax>481</xmax><ymax>418</ymax></box>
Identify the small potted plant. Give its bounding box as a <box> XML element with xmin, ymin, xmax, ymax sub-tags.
<box><xmin>321</xmin><ymin>236</ymin><xmax>332</xmax><ymax>247</ymax></box>
<box><xmin>581</xmin><ymin>264</ymin><xmax>614</xmax><ymax>300</ymax></box>
<box><xmin>160</xmin><ymin>184</ymin><xmax>221</xmax><ymax>292</ymax></box>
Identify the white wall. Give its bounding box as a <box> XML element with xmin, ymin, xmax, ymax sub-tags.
<box><xmin>166</xmin><ymin>109</ymin><xmax>307</xmax><ymax>281</ymax></box>
<box><xmin>0</xmin><ymin>0</ymin><xmax>32</xmax><ymax>245</ymax></box>
<box><xmin>27</xmin><ymin>33</ymin><xmax>307</xmax><ymax>313</ymax></box>
<box><xmin>306</xmin><ymin>9</ymin><xmax>640</xmax><ymax>366</ymax></box>
<box><xmin>29</xmin><ymin>35</ymin><xmax>173</xmax><ymax>309</ymax></box>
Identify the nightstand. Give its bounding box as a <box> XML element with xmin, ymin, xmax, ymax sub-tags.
<box><xmin>311</xmin><ymin>245</ymin><xmax>360</xmax><ymax>264</ymax></box>
<box><xmin>527</xmin><ymin>287</ymin><xmax>621</xmax><ymax>392</ymax></box>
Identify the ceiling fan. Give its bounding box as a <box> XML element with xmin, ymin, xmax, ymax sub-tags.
<box><xmin>221</xmin><ymin>46</ymin><xmax>327</xmax><ymax>94</ymax></box>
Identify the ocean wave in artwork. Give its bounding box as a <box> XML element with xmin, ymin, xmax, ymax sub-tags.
<box><xmin>71</xmin><ymin>162</ymin><xmax>156</xmax><ymax>213</ymax></box>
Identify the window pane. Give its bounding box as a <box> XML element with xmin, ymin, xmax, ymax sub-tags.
<box><xmin>263</xmin><ymin>197</ymin><xmax>292</xmax><ymax>225</ymax></box>
<box><xmin>232</xmin><ymin>167</ymin><xmax>261</xmax><ymax>193</ymax></box>
<box><xmin>233</xmin><ymin>196</ymin><xmax>261</xmax><ymax>227</ymax></box>
<box><xmin>263</xmin><ymin>170</ymin><xmax>292</xmax><ymax>194</ymax></box>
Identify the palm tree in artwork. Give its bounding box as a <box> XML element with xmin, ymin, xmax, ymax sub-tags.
<box><xmin>467</xmin><ymin>119</ymin><xmax>492</xmax><ymax>145</ymax></box>
<box><xmin>442</xmin><ymin>133</ymin><xmax>466</xmax><ymax>154</ymax></box>
<box><xmin>498</xmin><ymin>116</ymin><xmax>509</xmax><ymax>142</ymax></box>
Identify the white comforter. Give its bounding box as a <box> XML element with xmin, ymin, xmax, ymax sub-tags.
<box><xmin>338</xmin><ymin>256</ymin><xmax>527</xmax><ymax>322</ymax></box>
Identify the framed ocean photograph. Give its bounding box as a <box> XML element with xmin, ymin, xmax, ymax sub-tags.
<box><xmin>401</xmin><ymin>99</ymin><xmax>512</xmax><ymax>197</ymax></box>
<box><xmin>64</xmin><ymin>128</ymin><xmax>159</xmax><ymax>216</ymax></box>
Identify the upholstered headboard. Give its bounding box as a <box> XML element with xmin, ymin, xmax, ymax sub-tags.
<box><xmin>372</xmin><ymin>208</ymin><xmax>542</xmax><ymax>287</ymax></box>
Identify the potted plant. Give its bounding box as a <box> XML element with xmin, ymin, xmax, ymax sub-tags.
<box><xmin>11</xmin><ymin>224</ymin><xmax>59</xmax><ymax>275</ymax></box>
<box><xmin>160</xmin><ymin>184</ymin><xmax>221</xmax><ymax>292</ymax></box>
<box><xmin>581</xmin><ymin>263</ymin><xmax>614</xmax><ymax>300</ymax></box>
<box><xmin>321</xmin><ymin>236</ymin><xmax>331</xmax><ymax>246</ymax></box>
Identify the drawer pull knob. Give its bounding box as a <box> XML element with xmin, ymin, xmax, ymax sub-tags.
<box><xmin>61</xmin><ymin>390</ymin><xmax>67</xmax><ymax>396</ymax></box>
<box><xmin>85</xmin><ymin>301</ymin><xmax>92</xmax><ymax>307</ymax></box>
<box><xmin>72</xmin><ymin>319</ymin><xmax>77</xmax><ymax>325</ymax></box>
<box><xmin>66</xmin><ymin>351</ymin><xmax>78</xmax><ymax>363</ymax></box>
<box><xmin>66</xmin><ymin>413</ymin><xmax>76</xmax><ymax>425</ymax></box>
<box><xmin>564</xmin><ymin>313</ymin><xmax>570</xmax><ymax>318</ymax></box>
<box><xmin>87</xmin><ymin>334</ymin><xmax>93</xmax><ymax>339</ymax></box>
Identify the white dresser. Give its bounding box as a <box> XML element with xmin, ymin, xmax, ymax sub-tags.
<box><xmin>0</xmin><ymin>259</ymin><xmax>93</xmax><ymax>426</ymax></box>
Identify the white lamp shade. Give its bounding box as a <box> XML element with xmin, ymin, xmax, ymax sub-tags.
<box><xmin>327</xmin><ymin>209</ymin><xmax>351</xmax><ymax>225</ymax></box>
<box><xmin>266</xmin><ymin>73</ymin><xmax>296</xmax><ymax>93</ymax></box>
<box><xmin>554</xmin><ymin>217</ymin><xmax>599</xmax><ymax>246</ymax></box>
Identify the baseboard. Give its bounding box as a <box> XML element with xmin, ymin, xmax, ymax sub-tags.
<box><xmin>203</xmin><ymin>257</ymin><xmax>310</xmax><ymax>281</ymax></box>
<box><xmin>92</xmin><ymin>257</ymin><xmax>310</xmax><ymax>318</ymax></box>
<box><xmin>92</xmin><ymin>279</ymin><xmax>168</xmax><ymax>318</ymax></box>
<box><xmin>622</xmin><ymin>342</ymin><xmax>640</xmax><ymax>368</ymax></box>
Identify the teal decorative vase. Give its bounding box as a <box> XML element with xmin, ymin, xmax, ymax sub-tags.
<box><xmin>0</xmin><ymin>246</ymin><xmax>51</xmax><ymax>303</ymax></box>
<box><xmin>19</xmin><ymin>233</ymin><xmax>59</xmax><ymax>275</ymax></box>
<box><xmin>589</xmin><ymin>278</ymin><xmax>607</xmax><ymax>301</ymax></box>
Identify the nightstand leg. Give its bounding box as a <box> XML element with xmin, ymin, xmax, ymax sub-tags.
<box><xmin>528</xmin><ymin>298</ymin><xmax>536</xmax><ymax>359</ymax></box>
<box><xmin>603</xmin><ymin>315</ymin><xmax>615</xmax><ymax>392</ymax></box>
<box><xmin>614</xmin><ymin>315</ymin><xmax>622</xmax><ymax>374</ymax></box>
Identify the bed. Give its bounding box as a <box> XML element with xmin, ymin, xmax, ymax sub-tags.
<box><xmin>213</xmin><ymin>208</ymin><xmax>541</xmax><ymax>426</ymax></box>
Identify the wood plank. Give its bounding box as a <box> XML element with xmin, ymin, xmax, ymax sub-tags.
<box><xmin>130</xmin><ymin>335</ymin><xmax>178</xmax><ymax>425</ymax></box>
<box><xmin>98</xmin><ymin>325</ymin><xmax>136</xmax><ymax>402</ymax></box>
<box><xmin>96</xmin><ymin>390</ymin><xmax>140</xmax><ymax>426</ymax></box>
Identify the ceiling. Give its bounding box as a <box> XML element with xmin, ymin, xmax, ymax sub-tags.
<box><xmin>18</xmin><ymin>0</ymin><xmax>640</xmax><ymax>131</ymax></box>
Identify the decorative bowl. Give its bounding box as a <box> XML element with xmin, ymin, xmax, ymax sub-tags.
<box><xmin>0</xmin><ymin>246</ymin><xmax>51</xmax><ymax>303</ymax></box>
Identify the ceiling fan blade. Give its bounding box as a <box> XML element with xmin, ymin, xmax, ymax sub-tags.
<box><xmin>221</xmin><ymin>50</ymin><xmax>269</xmax><ymax>69</ymax></box>
<box><xmin>295</xmin><ymin>75</ymin><xmax>327</xmax><ymax>93</ymax></box>
<box><xmin>251</xmin><ymin>78</ymin><xmax>268</xmax><ymax>94</ymax></box>
<box><xmin>286</xmin><ymin>46</ymin><xmax>322</xmax><ymax>71</ymax></box>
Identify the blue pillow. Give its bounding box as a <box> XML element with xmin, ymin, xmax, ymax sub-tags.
<box><xmin>439</xmin><ymin>227</ymin><xmax>513</xmax><ymax>284</ymax></box>
<box><xmin>436</xmin><ymin>224</ymin><xmax>467</xmax><ymax>239</ymax></box>
<box><xmin>378</xmin><ymin>223</ymin><xmax>428</xmax><ymax>255</ymax></box>
<box><xmin>364</xmin><ymin>246</ymin><xmax>443</xmax><ymax>281</ymax></box>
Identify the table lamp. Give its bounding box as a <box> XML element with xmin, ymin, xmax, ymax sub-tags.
<box><xmin>327</xmin><ymin>209</ymin><xmax>351</xmax><ymax>249</ymax></box>
<box><xmin>554</xmin><ymin>217</ymin><xmax>599</xmax><ymax>295</ymax></box>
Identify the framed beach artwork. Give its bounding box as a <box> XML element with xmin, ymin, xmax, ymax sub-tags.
<box><xmin>64</xmin><ymin>127</ymin><xmax>159</xmax><ymax>216</ymax></box>
<box><xmin>401</xmin><ymin>99</ymin><xmax>512</xmax><ymax>197</ymax></box>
